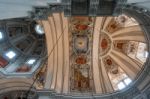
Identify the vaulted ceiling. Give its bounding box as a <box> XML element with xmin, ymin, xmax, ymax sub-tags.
<box><xmin>0</xmin><ymin>12</ymin><xmax>147</xmax><ymax>94</ymax></box>
<box><xmin>39</xmin><ymin>13</ymin><xmax>148</xmax><ymax>94</ymax></box>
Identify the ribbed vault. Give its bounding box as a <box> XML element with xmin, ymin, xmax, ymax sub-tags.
<box><xmin>41</xmin><ymin>13</ymin><xmax>148</xmax><ymax>94</ymax></box>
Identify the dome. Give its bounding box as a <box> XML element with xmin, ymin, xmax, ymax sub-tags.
<box><xmin>0</xmin><ymin>19</ymin><xmax>46</xmax><ymax>77</ymax></box>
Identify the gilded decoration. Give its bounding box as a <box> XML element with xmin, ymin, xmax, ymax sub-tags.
<box><xmin>70</xmin><ymin>17</ymin><xmax>93</xmax><ymax>92</ymax></box>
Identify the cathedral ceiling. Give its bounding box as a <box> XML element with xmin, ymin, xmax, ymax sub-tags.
<box><xmin>0</xmin><ymin>12</ymin><xmax>147</xmax><ymax>94</ymax></box>
<box><xmin>40</xmin><ymin>13</ymin><xmax>148</xmax><ymax>94</ymax></box>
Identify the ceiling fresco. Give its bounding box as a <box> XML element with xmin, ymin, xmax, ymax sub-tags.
<box><xmin>69</xmin><ymin>17</ymin><xmax>94</xmax><ymax>92</ymax></box>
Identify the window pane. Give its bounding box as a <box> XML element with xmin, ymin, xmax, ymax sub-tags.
<box><xmin>6</xmin><ymin>51</ymin><xmax>16</xmax><ymax>59</ymax></box>
<box><xmin>0</xmin><ymin>31</ymin><xmax>3</xmax><ymax>39</ymax></box>
<box><xmin>27</xmin><ymin>59</ymin><xmax>36</xmax><ymax>65</ymax></box>
<box><xmin>118</xmin><ymin>82</ymin><xmax>125</xmax><ymax>90</ymax></box>
<box><xmin>124</xmin><ymin>78</ymin><xmax>132</xmax><ymax>85</ymax></box>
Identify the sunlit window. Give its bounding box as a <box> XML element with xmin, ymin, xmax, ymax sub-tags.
<box><xmin>0</xmin><ymin>31</ymin><xmax>3</xmax><ymax>39</ymax></box>
<box><xmin>124</xmin><ymin>78</ymin><xmax>132</xmax><ymax>85</ymax></box>
<box><xmin>27</xmin><ymin>59</ymin><xmax>36</xmax><ymax>65</ymax></box>
<box><xmin>35</xmin><ymin>24</ymin><xmax>44</xmax><ymax>35</ymax></box>
<box><xmin>118</xmin><ymin>82</ymin><xmax>125</xmax><ymax>90</ymax></box>
<box><xmin>5</xmin><ymin>51</ymin><xmax>16</xmax><ymax>59</ymax></box>
<box><xmin>116</xmin><ymin>77</ymin><xmax>132</xmax><ymax>90</ymax></box>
